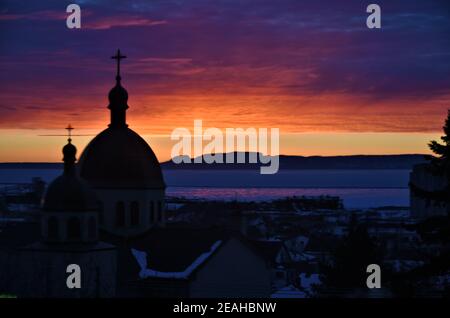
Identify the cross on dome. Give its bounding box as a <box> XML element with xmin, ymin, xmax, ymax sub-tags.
<box><xmin>111</xmin><ymin>49</ymin><xmax>127</xmax><ymax>81</ymax></box>
<box><xmin>65</xmin><ymin>124</ymin><xmax>74</xmax><ymax>142</ymax></box>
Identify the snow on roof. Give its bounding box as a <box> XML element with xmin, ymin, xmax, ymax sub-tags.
<box><xmin>131</xmin><ymin>240</ymin><xmax>222</xmax><ymax>279</ymax></box>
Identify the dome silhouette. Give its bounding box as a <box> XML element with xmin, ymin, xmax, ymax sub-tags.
<box><xmin>108</xmin><ymin>83</ymin><xmax>128</xmax><ymax>104</ymax></box>
<box><xmin>62</xmin><ymin>140</ymin><xmax>76</xmax><ymax>163</ymax></box>
<box><xmin>77</xmin><ymin>50</ymin><xmax>165</xmax><ymax>190</ymax></box>
<box><xmin>43</xmin><ymin>174</ymin><xmax>99</xmax><ymax>212</ymax></box>
<box><xmin>43</xmin><ymin>139</ymin><xmax>98</xmax><ymax>212</ymax></box>
<box><xmin>77</xmin><ymin>127</ymin><xmax>165</xmax><ymax>189</ymax></box>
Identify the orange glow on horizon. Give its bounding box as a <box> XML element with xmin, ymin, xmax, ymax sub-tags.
<box><xmin>0</xmin><ymin>92</ymin><xmax>448</xmax><ymax>162</ymax></box>
<box><xmin>0</xmin><ymin>128</ymin><xmax>441</xmax><ymax>163</ymax></box>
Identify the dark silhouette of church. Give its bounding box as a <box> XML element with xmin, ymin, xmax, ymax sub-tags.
<box><xmin>19</xmin><ymin>135</ymin><xmax>116</xmax><ymax>297</ymax></box>
<box><xmin>0</xmin><ymin>50</ymin><xmax>271</xmax><ymax>298</ymax></box>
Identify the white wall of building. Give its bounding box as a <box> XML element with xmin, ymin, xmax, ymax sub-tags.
<box><xmin>95</xmin><ymin>188</ymin><xmax>165</xmax><ymax>236</ymax></box>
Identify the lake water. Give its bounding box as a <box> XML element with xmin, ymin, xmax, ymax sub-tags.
<box><xmin>0</xmin><ymin>169</ymin><xmax>411</xmax><ymax>209</ymax></box>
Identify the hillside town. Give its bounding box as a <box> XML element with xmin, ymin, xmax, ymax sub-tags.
<box><xmin>1</xmin><ymin>177</ymin><xmax>449</xmax><ymax>297</ymax></box>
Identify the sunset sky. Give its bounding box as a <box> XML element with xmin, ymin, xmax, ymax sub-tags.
<box><xmin>0</xmin><ymin>0</ymin><xmax>449</xmax><ymax>162</ymax></box>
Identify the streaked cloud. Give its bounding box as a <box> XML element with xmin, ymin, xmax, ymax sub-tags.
<box><xmin>83</xmin><ymin>15</ymin><xmax>167</xmax><ymax>30</ymax></box>
<box><xmin>0</xmin><ymin>0</ymin><xmax>449</xmax><ymax>161</ymax></box>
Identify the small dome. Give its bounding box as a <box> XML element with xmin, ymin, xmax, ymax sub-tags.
<box><xmin>78</xmin><ymin>127</ymin><xmax>166</xmax><ymax>189</ymax></box>
<box><xmin>63</xmin><ymin>140</ymin><xmax>77</xmax><ymax>163</ymax></box>
<box><xmin>43</xmin><ymin>175</ymin><xmax>98</xmax><ymax>212</ymax></box>
<box><xmin>43</xmin><ymin>139</ymin><xmax>98</xmax><ymax>212</ymax></box>
<box><xmin>108</xmin><ymin>83</ymin><xmax>128</xmax><ymax>105</ymax></box>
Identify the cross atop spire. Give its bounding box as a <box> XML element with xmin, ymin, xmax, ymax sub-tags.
<box><xmin>62</xmin><ymin>124</ymin><xmax>77</xmax><ymax>175</ymax></box>
<box><xmin>65</xmin><ymin>124</ymin><xmax>74</xmax><ymax>142</ymax></box>
<box><xmin>111</xmin><ymin>49</ymin><xmax>127</xmax><ymax>81</ymax></box>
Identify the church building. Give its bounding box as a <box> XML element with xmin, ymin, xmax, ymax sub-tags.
<box><xmin>0</xmin><ymin>50</ymin><xmax>273</xmax><ymax>298</ymax></box>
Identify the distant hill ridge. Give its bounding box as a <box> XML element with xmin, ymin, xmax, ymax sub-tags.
<box><xmin>1</xmin><ymin>153</ymin><xmax>428</xmax><ymax>170</ymax></box>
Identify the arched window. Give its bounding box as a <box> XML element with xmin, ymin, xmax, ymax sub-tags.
<box><xmin>116</xmin><ymin>201</ymin><xmax>125</xmax><ymax>227</ymax></box>
<box><xmin>48</xmin><ymin>216</ymin><xmax>58</xmax><ymax>240</ymax></box>
<box><xmin>67</xmin><ymin>217</ymin><xmax>81</xmax><ymax>239</ymax></box>
<box><xmin>149</xmin><ymin>201</ymin><xmax>154</xmax><ymax>224</ymax></box>
<box><xmin>88</xmin><ymin>216</ymin><xmax>96</xmax><ymax>239</ymax></box>
<box><xmin>130</xmin><ymin>201</ymin><xmax>139</xmax><ymax>226</ymax></box>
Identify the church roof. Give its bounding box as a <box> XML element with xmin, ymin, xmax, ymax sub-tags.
<box><xmin>43</xmin><ymin>174</ymin><xmax>99</xmax><ymax>212</ymax></box>
<box><xmin>78</xmin><ymin>127</ymin><xmax>165</xmax><ymax>189</ymax></box>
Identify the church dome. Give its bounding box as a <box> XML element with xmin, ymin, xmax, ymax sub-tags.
<box><xmin>108</xmin><ymin>83</ymin><xmax>128</xmax><ymax>103</ymax></box>
<box><xmin>77</xmin><ymin>49</ymin><xmax>165</xmax><ymax>190</ymax></box>
<box><xmin>78</xmin><ymin>127</ymin><xmax>166</xmax><ymax>189</ymax></box>
<box><xmin>43</xmin><ymin>139</ymin><xmax>98</xmax><ymax>212</ymax></box>
<box><xmin>43</xmin><ymin>174</ymin><xmax>99</xmax><ymax>212</ymax></box>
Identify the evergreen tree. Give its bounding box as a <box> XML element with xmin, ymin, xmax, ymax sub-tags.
<box><xmin>428</xmin><ymin>110</ymin><xmax>450</xmax><ymax>179</ymax></box>
<box><xmin>405</xmin><ymin>110</ymin><xmax>450</xmax><ymax>296</ymax></box>
<box><xmin>410</xmin><ymin>110</ymin><xmax>450</xmax><ymax>204</ymax></box>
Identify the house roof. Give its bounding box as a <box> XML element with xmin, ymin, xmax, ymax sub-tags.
<box><xmin>100</xmin><ymin>226</ymin><xmax>231</xmax><ymax>281</ymax></box>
